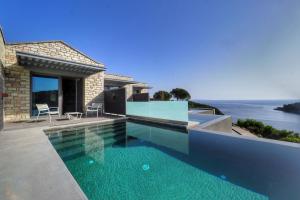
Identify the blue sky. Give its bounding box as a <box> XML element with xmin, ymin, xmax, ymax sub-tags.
<box><xmin>32</xmin><ymin>77</ymin><xmax>58</xmax><ymax>92</ymax></box>
<box><xmin>1</xmin><ymin>0</ymin><xmax>300</xmax><ymax>100</ymax></box>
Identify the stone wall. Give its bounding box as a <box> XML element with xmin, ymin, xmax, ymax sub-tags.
<box><xmin>0</xmin><ymin>28</ymin><xmax>5</xmax><ymax>128</ymax></box>
<box><xmin>4</xmin><ymin>47</ymin><xmax>31</xmax><ymax>121</ymax></box>
<box><xmin>6</xmin><ymin>41</ymin><xmax>103</xmax><ymax>66</ymax></box>
<box><xmin>3</xmin><ymin>41</ymin><xmax>104</xmax><ymax>121</ymax></box>
<box><xmin>84</xmin><ymin>71</ymin><xmax>104</xmax><ymax>107</ymax></box>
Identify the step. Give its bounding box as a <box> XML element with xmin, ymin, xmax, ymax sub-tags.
<box><xmin>50</xmin><ymin>125</ymin><xmax>126</xmax><ymax>145</ymax></box>
<box><xmin>53</xmin><ymin>130</ymin><xmax>126</xmax><ymax>151</ymax></box>
<box><xmin>48</xmin><ymin>122</ymin><xmax>126</xmax><ymax>140</ymax></box>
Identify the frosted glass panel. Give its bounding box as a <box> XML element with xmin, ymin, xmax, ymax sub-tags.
<box><xmin>126</xmin><ymin>101</ymin><xmax>188</xmax><ymax>122</ymax></box>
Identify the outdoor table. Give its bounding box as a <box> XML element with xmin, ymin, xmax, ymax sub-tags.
<box><xmin>65</xmin><ymin>112</ymin><xmax>83</xmax><ymax>120</ymax></box>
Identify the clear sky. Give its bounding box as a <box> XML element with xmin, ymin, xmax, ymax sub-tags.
<box><xmin>32</xmin><ymin>77</ymin><xmax>58</xmax><ymax>92</ymax></box>
<box><xmin>1</xmin><ymin>0</ymin><xmax>300</xmax><ymax>100</ymax></box>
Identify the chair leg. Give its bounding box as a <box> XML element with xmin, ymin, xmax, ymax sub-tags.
<box><xmin>49</xmin><ymin>113</ymin><xmax>52</xmax><ymax>123</ymax></box>
<box><xmin>97</xmin><ymin>110</ymin><xmax>99</xmax><ymax>118</ymax></box>
<box><xmin>36</xmin><ymin>112</ymin><xmax>40</xmax><ymax>121</ymax></box>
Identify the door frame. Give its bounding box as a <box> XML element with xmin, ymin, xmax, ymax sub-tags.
<box><xmin>30</xmin><ymin>73</ymin><xmax>83</xmax><ymax>117</ymax></box>
<box><xmin>61</xmin><ymin>77</ymin><xmax>83</xmax><ymax>114</ymax></box>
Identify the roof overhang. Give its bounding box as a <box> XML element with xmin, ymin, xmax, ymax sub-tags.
<box><xmin>133</xmin><ymin>85</ymin><xmax>152</xmax><ymax>89</ymax></box>
<box><xmin>16</xmin><ymin>51</ymin><xmax>105</xmax><ymax>76</ymax></box>
<box><xmin>104</xmin><ymin>78</ymin><xmax>138</xmax><ymax>87</ymax></box>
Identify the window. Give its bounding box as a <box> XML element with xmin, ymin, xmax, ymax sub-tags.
<box><xmin>31</xmin><ymin>76</ymin><xmax>59</xmax><ymax>116</ymax></box>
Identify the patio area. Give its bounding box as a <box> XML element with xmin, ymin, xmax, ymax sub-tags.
<box><xmin>3</xmin><ymin>114</ymin><xmax>125</xmax><ymax>131</ymax></box>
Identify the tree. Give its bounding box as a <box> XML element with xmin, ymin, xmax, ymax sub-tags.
<box><xmin>153</xmin><ymin>91</ymin><xmax>172</xmax><ymax>101</ymax></box>
<box><xmin>170</xmin><ymin>88</ymin><xmax>191</xmax><ymax>100</ymax></box>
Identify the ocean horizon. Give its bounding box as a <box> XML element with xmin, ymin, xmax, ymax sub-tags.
<box><xmin>194</xmin><ymin>99</ymin><xmax>300</xmax><ymax>133</ymax></box>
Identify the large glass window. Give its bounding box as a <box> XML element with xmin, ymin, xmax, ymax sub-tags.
<box><xmin>31</xmin><ymin>76</ymin><xmax>59</xmax><ymax>116</ymax></box>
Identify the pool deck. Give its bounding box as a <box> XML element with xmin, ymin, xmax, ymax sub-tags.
<box><xmin>0</xmin><ymin>116</ymin><xmax>126</xmax><ymax>200</ymax></box>
<box><xmin>1</xmin><ymin>114</ymin><xmax>299</xmax><ymax>200</ymax></box>
<box><xmin>3</xmin><ymin>115</ymin><xmax>123</xmax><ymax>131</ymax></box>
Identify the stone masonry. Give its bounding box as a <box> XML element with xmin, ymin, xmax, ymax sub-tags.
<box><xmin>0</xmin><ymin>28</ymin><xmax>5</xmax><ymax>128</ymax></box>
<box><xmin>3</xmin><ymin>41</ymin><xmax>105</xmax><ymax>122</ymax></box>
<box><xmin>84</xmin><ymin>71</ymin><xmax>104</xmax><ymax>106</ymax></box>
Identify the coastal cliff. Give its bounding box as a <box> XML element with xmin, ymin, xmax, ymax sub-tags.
<box><xmin>275</xmin><ymin>102</ymin><xmax>300</xmax><ymax>115</ymax></box>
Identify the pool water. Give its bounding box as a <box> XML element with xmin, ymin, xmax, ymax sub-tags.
<box><xmin>46</xmin><ymin>121</ymin><xmax>300</xmax><ymax>200</ymax></box>
<box><xmin>189</xmin><ymin>112</ymin><xmax>222</xmax><ymax>123</ymax></box>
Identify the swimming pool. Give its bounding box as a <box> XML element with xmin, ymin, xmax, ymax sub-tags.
<box><xmin>46</xmin><ymin>121</ymin><xmax>300</xmax><ymax>200</ymax></box>
<box><xmin>189</xmin><ymin>112</ymin><xmax>222</xmax><ymax>123</ymax></box>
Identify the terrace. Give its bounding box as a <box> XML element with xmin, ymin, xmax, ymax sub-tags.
<box><xmin>1</xmin><ymin>111</ymin><xmax>300</xmax><ymax>200</ymax></box>
<box><xmin>3</xmin><ymin>115</ymin><xmax>125</xmax><ymax>131</ymax></box>
<box><xmin>0</xmin><ymin>31</ymin><xmax>241</xmax><ymax>199</ymax></box>
<box><xmin>1</xmin><ymin>27</ymin><xmax>300</xmax><ymax>200</ymax></box>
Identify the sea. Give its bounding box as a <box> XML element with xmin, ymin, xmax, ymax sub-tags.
<box><xmin>194</xmin><ymin>99</ymin><xmax>300</xmax><ymax>133</ymax></box>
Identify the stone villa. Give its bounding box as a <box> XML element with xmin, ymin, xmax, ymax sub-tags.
<box><xmin>0</xmin><ymin>27</ymin><xmax>149</xmax><ymax>129</ymax></box>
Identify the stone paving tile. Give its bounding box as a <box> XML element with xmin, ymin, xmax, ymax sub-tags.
<box><xmin>0</xmin><ymin>125</ymin><xmax>91</xmax><ymax>200</ymax></box>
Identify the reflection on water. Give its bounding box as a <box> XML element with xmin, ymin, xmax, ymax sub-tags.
<box><xmin>47</xmin><ymin>121</ymin><xmax>300</xmax><ymax>200</ymax></box>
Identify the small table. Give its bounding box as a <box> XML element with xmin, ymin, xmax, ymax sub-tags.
<box><xmin>65</xmin><ymin>112</ymin><xmax>83</xmax><ymax>120</ymax></box>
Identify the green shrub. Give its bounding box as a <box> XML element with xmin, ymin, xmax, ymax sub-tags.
<box><xmin>153</xmin><ymin>91</ymin><xmax>172</xmax><ymax>101</ymax></box>
<box><xmin>281</xmin><ymin>136</ymin><xmax>300</xmax><ymax>143</ymax></box>
<box><xmin>236</xmin><ymin>119</ymin><xmax>300</xmax><ymax>143</ymax></box>
<box><xmin>262</xmin><ymin>126</ymin><xmax>274</xmax><ymax>137</ymax></box>
<box><xmin>278</xmin><ymin>130</ymin><xmax>292</xmax><ymax>138</ymax></box>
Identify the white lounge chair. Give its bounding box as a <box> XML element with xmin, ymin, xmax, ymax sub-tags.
<box><xmin>36</xmin><ymin>104</ymin><xmax>59</xmax><ymax>122</ymax></box>
<box><xmin>86</xmin><ymin>103</ymin><xmax>103</xmax><ymax>118</ymax></box>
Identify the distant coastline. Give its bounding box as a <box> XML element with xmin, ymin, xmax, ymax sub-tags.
<box><xmin>193</xmin><ymin>99</ymin><xmax>300</xmax><ymax>133</ymax></box>
<box><xmin>275</xmin><ymin>102</ymin><xmax>300</xmax><ymax>115</ymax></box>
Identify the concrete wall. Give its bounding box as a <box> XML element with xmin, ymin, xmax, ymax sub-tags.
<box><xmin>3</xmin><ymin>41</ymin><xmax>104</xmax><ymax>121</ymax></box>
<box><xmin>197</xmin><ymin>109</ymin><xmax>215</xmax><ymax>115</ymax></box>
<box><xmin>125</xmin><ymin>84</ymin><xmax>133</xmax><ymax>101</ymax></box>
<box><xmin>198</xmin><ymin>115</ymin><xmax>232</xmax><ymax>133</ymax></box>
<box><xmin>104</xmin><ymin>73</ymin><xmax>133</xmax><ymax>81</ymax></box>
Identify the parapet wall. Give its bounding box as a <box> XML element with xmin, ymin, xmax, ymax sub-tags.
<box><xmin>196</xmin><ymin>115</ymin><xmax>232</xmax><ymax>133</ymax></box>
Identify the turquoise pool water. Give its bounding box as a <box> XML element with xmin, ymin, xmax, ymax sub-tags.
<box><xmin>189</xmin><ymin>111</ymin><xmax>222</xmax><ymax>123</ymax></box>
<box><xmin>46</xmin><ymin>121</ymin><xmax>300</xmax><ymax>200</ymax></box>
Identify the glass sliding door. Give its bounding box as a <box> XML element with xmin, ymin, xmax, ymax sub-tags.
<box><xmin>62</xmin><ymin>78</ymin><xmax>83</xmax><ymax>113</ymax></box>
<box><xmin>31</xmin><ymin>76</ymin><xmax>59</xmax><ymax>116</ymax></box>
